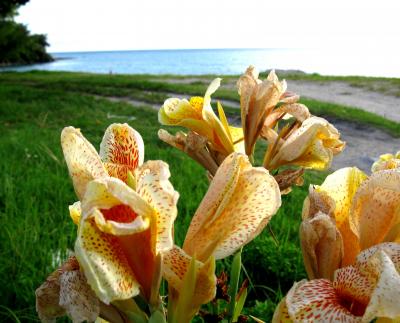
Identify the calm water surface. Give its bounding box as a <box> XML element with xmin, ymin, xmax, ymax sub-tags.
<box><xmin>1</xmin><ymin>48</ymin><xmax>399</xmax><ymax>77</ymax></box>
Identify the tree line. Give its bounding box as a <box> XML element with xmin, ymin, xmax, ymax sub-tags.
<box><xmin>0</xmin><ymin>0</ymin><xmax>53</xmax><ymax>65</ymax></box>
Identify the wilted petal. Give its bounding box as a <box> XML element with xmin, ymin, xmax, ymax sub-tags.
<box><xmin>285</xmin><ymin>279</ymin><xmax>360</xmax><ymax>322</ymax></box>
<box><xmin>61</xmin><ymin>127</ymin><xmax>108</xmax><ymax>200</ymax></box>
<box><xmin>183</xmin><ymin>153</ymin><xmax>281</xmax><ymax>261</ymax></box>
<box><xmin>36</xmin><ymin>257</ymin><xmax>99</xmax><ymax>323</ymax></box>
<box><xmin>75</xmin><ymin>219</ymin><xmax>141</xmax><ymax>304</ymax></box>
<box><xmin>135</xmin><ymin>160</ymin><xmax>179</xmax><ymax>253</ymax></box>
<box><xmin>350</xmin><ymin>169</ymin><xmax>400</xmax><ymax>251</ymax></box>
<box><xmin>300</xmin><ymin>212</ymin><xmax>344</xmax><ymax>280</ymax></box>
<box><xmin>59</xmin><ymin>270</ymin><xmax>100</xmax><ymax>322</ymax></box>
<box><xmin>99</xmin><ymin>123</ymin><xmax>144</xmax><ymax>182</ymax></box>
<box><xmin>265</xmin><ymin>103</ymin><xmax>310</xmax><ymax>128</ymax></box>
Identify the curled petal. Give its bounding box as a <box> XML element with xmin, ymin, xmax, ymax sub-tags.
<box><xmin>61</xmin><ymin>127</ymin><xmax>108</xmax><ymax>200</ymax></box>
<box><xmin>272</xmin><ymin>297</ymin><xmax>292</xmax><ymax>323</ymax></box>
<box><xmin>269</xmin><ymin>117</ymin><xmax>345</xmax><ymax>170</ymax></box>
<box><xmin>81</xmin><ymin>178</ymin><xmax>152</xmax><ymax>235</ymax></box>
<box><xmin>69</xmin><ymin>201</ymin><xmax>82</xmax><ymax>226</ymax></box>
<box><xmin>265</xmin><ymin>103</ymin><xmax>310</xmax><ymax>128</ymax></box>
<box><xmin>135</xmin><ymin>160</ymin><xmax>179</xmax><ymax>253</ymax></box>
<box><xmin>100</xmin><ymin>123</ymin><xmax>144</xmax><ymax>182</ymax></box>
<box><xmin>184</xmin><ymin>153</ymin><xmax>281</xmax><ymax>261</ymax></box>
<box><xmin>300</xmin><ymin>212</ymin><xmax>344</xmax><ymax>280</ymax></box>
<box><xmin>350</xmin><ymin>169</ymin><xmax>400</xmax><ymax>251</ymax></box>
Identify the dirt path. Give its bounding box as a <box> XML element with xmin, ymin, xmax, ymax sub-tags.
<box><xmin>155</xmin><ymin>78</ymin><xmax>400</xmax><ymax>123</ymax></box>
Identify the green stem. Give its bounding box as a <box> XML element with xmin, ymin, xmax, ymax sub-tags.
<box><xmin>228</xmin><ymin>248</ymin><xmax>243</xmax><ymax>323</ymax></box>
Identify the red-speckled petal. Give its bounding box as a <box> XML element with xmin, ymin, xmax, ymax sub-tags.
<box><xmin>183</xmin><ymin>153</ymin><xmax>281</xmax><ymax>261</ymax></box>
<box><xmin>75</xmin><ymin>218</ymin><xmax>141</xmax><ymax>304</ymax></box>
<box><xmin>61</xmin><ymin>127</ymin><xmax>108</xmax><ymax>200</ymax></box>
<box><xmin>135</xmin><ymin>160</ymin><xmax>179</xmax><ymax>254</ymax></box>
<box><xmin>285</xmin><ymin>279</ymin><xmax>361</xmax><ymax>322</ymax></box>
<box><xmin>100</xmin><ymin>123</ymin><xmax>144</xmax><ymax>182</ymax></box>
<box><xmin>350</xmin><ymin>169</ymin><xmax>400</xmax><ymax>251</ymax></box>
<box><xmin>162</xmin><ymin>246</ymin><xmax>216</xmax><ymax>307</ymax></box>
<box><xmin>333</xmin><ymin>266</ymin><xmax>374</xmax><ymax>311</ymax></box>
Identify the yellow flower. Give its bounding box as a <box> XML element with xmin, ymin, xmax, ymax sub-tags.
<box><xmin>263</xmin><ymin>116</ymin><xmax>345</xmax><ymax>170</ymax></box>
<box><xmin>301</xmin><ymin>166</ymin><xmax>400</xmax><ymax>277</ymax></box>
<box><xmin>159</xmin><ymin>78</ymin><xmax>243</xmax><ymax>156</ymax></box>
<box><xmin>371</xmin><ymin>151</ymin><xmax>400</xmax><ymax>172</ymax></box>
<box><xmin>273</xmin><ymin>242</ymin><xmax>400</xmax><ymax>322</ymax></box>
<box><xmin>237</xmin><ymin>66</ymin><xmax>288</xmax><ymax>156</ymax></box>
<box><xmin>162</xmin><ymin>153</ymin><xmax>281</xmax><ymax>322</ymax></box>
<box><xmin>61</xmin><ymin>124</ymin><xmax>179</xmax><ymax>304</ymax></box>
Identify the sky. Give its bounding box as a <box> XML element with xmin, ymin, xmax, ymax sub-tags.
<box><xmin>16</xmin><ymin>0</ymin><xmax>400</xmax><ymax>53</ymax></box>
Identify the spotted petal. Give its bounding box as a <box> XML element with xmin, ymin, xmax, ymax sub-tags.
<box><xmin>183</xmin><ymin>153</ymin><xmax>281</xmax><ymax>261</ymax></box>
<box><xmin>285</xmin><ymin>279</ymin><xmax>360</xmax><ymax>322</ymax></box>
<box><xmin>135</xmin><ymin>160</ymin><xmax>179</xmax><ymax>254</ymax></box>
<box><xmin>100</xmin><ymin>123</ymin><xmax>144</xmax><ymax>182</ymax></box>
<box><xmin>75</xmin><ymin>218</ymin><xmax>141</xmax><ymax>304</ymax></box>
<box><xmin>61</xmin><ymin>127</ymin><xmax>108</xmax><ymax>200</ymax></box>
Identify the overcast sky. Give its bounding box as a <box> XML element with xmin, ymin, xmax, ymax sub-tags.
<box><xmin>16</xmin><ymin>0</ymin><xmax>400</xmax><ymax>53</ymax></box>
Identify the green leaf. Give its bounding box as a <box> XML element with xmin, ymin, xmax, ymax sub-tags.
<box><xmin>149</xmin><ymin>310</ymin><xmax>167</xmax><ymax>323</ymax></box>
<box><xmin>228</xmin><ymin>248</ymin><xmax>242</xmax><ymax>322</ymax></box>
<box><xmin>125</xmin><ymin>312</ymin><xmax>148</xmax><ymax>323</ymax></box>
<box><xmin>232</xmin><ymin>287</ymin><xmax>247</xmax><ymax>322</ymax></box>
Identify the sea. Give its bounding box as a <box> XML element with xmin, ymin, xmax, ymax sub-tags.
<box><xmin>1</xmin><ymin>48</ymin><xmax>399</xmax><ymax>77</ymax></box>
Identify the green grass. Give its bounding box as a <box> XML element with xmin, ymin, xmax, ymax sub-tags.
<box><xmin>0</xmin><ymin>71</ymin><xmax>395</xmax><ymax>322</ymax></box>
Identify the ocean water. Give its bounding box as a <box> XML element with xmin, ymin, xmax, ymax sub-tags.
<box><xmin>1</xmin><ymin>48</ymin><xmax>399</xmax><ymax>77</ymax></box>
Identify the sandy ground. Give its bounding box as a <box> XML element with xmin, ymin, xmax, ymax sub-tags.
<box><xmin>98</xmin><ymin>78</ymin><xmax>400</xmax><ymax>172</ymax></box>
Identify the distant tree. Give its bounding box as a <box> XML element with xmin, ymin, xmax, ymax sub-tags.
<box><xmin>0</xmin><ymin>0</ymin><xmax>53</xmax><ymax>65</ymax></box>
<box><xmin>0</xmin><ymin>0</ymin><xmax>29</xmax><ymax>18</ymax></box>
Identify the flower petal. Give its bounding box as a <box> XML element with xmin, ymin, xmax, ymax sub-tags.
<box><xmin>81</xmin><ymin>178</ymin><xmax>153</xmax><ymax>236</ymax></box>
<box><xmin>135</xmin><ymin>160</ymin><xmax>179</xmax><ymax>253</ymax></box>
<box><xmin>272</xmin><ymin>297</ymin><xmax>292</xmax><ymax>323</ymax></box>
<box><xmin>61</xmin><ymin>127</ymin><xmax>108</xmax><ymax>200</ymax></box>
<box><xmin>59</xmin><ymin>270</ymin><xmax>100</xmax><ymax>322</ymax></box>
<box><xmin>69</xmin><ymin>201</ymin><xmax>82</xmax><ymax>226</ymax></box>
<box><xmin>75</xmin><ymin>218</ymin><xmax>141</xmax><ymax>304</ymax></box>
<box><xmin>99</xmin><ymin>123</ymin><xmax>144</xmax><ymax>182</ymax></box>
<box><xmin>350</xmin><ymin>169</ymin><xmax>400</xmax><ymax>251</ymax></box>
<box><xmin>317</xmin><ymin>167</ymin><xmax>367</xmax><ymax>265</ymax></box>
<box><xmin>285</xmin><ymin>279</ymin><xmax>361</xmax><ymax>322</ymax></box>
<box><xmin>300</xmin><ymin>212</ymin><xmax>344</xmax><ymax>280</ymax></box>
<box><xmin>270</xmin><ymin>117</ymin><xmax>345</xmax><ymax>170</ymax></box>
<box><xmin>183</xmin><ymin>153</ymin><xmax>281</xmax><ymax>261</ymax></box>
<box><xmin>162</xmin><ymin>246</ymin><xmax>216</xmax><ymax>308</ymax></box>
<box><xmin>362</xmin><ymin>249</ymin><xmax>400</xmax><ymax>322</ymax></box>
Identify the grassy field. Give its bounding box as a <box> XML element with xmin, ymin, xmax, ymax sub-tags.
<box><xmin>0</xmin><ymin>71</ymin><xmax>396</xmax><ymax>321</ymax></box>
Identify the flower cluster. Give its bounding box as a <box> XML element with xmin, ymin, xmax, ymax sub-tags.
<box><xmin>35</xmin><ymin>66</ymin><xmax>399</xmax><ymax>323</ymax></box>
